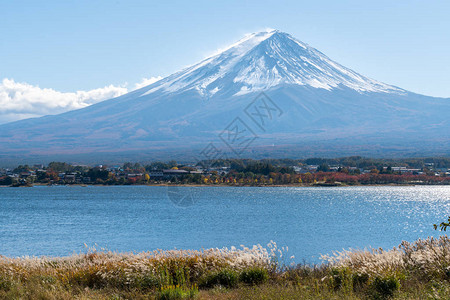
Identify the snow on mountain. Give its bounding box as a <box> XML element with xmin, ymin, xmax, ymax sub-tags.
<box><xmin>0</xmin><ymin>30</ymin><xmax>448</xmax><ymax>161</ymax></box>
<box><xmin>139</xmin><ymin>29</ymin><xmax>404</xmax><ymax>98</ymax></box>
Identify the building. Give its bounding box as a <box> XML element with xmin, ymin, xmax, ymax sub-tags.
<box><xmin>163</xmin><ymin>169</ymin><xmax>189</xmax><ymax>176</ymax></box>
<box><xmin>148</xmin><ymin>171</ymin><xmax>164</xmax><ymax>178</ymax></box>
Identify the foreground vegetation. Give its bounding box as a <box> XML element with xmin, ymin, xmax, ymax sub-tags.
<box><xmin>1</xmin><ymin>236</ymin><xmax>449</xmax><ymax>299</ymax></box>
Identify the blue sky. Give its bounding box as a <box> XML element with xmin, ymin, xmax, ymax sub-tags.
<box><xmin>0</xmin><ymin>0</ymin><xmax>449</xmax><ymax>123</ymax></box>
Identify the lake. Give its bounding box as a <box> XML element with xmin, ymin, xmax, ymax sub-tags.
<box><xmin>0</xmin><ymin>185</ymin><xmax>448</xmax><ymax>263</ymax></box>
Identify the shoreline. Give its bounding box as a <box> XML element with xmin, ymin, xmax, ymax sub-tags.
<box><xmin>14</xmin><ymin>182</ymin><xmax>450</xmax><ymax>188</ymax></box>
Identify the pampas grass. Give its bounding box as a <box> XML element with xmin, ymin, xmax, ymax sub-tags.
<box><xmin>0</xmin><ymin>245</ymin><xmax>272</xmax><ymax>290</ymax></box>
<box><xmin>322</xmin><ymin>235</ymin><xmax>450</xmax><ymax>279</ymax></box>
<box><xmin>0</xmin><ymin>237</ymin><xmax>449</xmax><ymax>299</ymax></box>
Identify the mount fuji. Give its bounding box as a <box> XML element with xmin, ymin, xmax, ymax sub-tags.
<box><xmin>0</xmin><ymin>30</ymin><xmax>449</xmax><ymax>163</ymax></box>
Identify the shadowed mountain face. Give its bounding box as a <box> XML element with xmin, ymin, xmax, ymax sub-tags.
<box><xmin>0</xmin><ymin>30</ymin><xmax>448</xmax><ymax>162</ymax></box>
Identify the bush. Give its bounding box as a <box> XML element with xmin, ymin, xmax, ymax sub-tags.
<box><xmin>239</xmin><ymin>267</ymin><xmax>269</xmax><ymax>285</ymax></box>
<box><xmin>352</xmin><ymin>273</ymin><xmax>369</xmax><ymax>291</ymax></box>
<box><xmin>133</xmin><ymin>274</ymin><xmax>159</xmax><ymax>291</ymax></box>
<box><xmin>369</xmin><ymin>276</ymin><xmax>399</xmax><ymax>299</ymax></box>
<box><xmin>199</xmin><ymin>269</ymin><xmax>238</xmax><ymax>288</ymax></box>
<box><xmin>156</xmin><ymin>285</ymin><xmax>198</xmax><ymax>300</ymax></box>
<box><xmin>329</xmin><ymin>268</ymin><xmax>351</xmax><ymax>291</ymax></box>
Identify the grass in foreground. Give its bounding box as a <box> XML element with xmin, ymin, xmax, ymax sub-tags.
<box><xmin>0</xmin><ymin>237</ymin><xmax>449</xmax><ymax>299</ymax></box>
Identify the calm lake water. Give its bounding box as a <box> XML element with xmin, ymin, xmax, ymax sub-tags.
<box><xmin>0</xmin><ymin>185</ymin><xmax>449</xmax><ymax>263</ymax></box>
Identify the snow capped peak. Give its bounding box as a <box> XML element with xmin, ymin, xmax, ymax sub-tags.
<box><xmin>141</xmin><ymin>30</ymin><xmax>405</xmax><ymax>98</ymax></box>
<box><xmin>212</xmin><ymin>29</ymin><xmax>277</xmax><ymax>57</ymax></box>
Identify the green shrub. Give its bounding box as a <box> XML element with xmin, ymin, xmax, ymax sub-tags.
<box><xmin>199</xmin><ymin>269</ymin><xmax>239</xmax><ymax>288</ymax></box>
<box><xmin>239</xmin><ymin>267</ymin><xmax>269</xmax><ymax>285</ymax></box>
<box><xmin>352</xmin><ymin>273</ymin><xmax>369</xmax><ymax>291</ymax></box>
<box><xmin>369</xmin><ymin>276</ymin><xmax>400</xmax><ymax>299</ymax></box>
<box><xmin>156</xmin><ymin>285</ymin><xmax>198</xmax><ymax>300</ymax></box>
<box><xmin>329</xmin><ymin>268</ymin><xmax>351</xmax><ymax>291</ymax></box>
<box><xmin>133</xmin><ymin>274</ymin><xmax>159</xmax><ymax>291</ymax></box>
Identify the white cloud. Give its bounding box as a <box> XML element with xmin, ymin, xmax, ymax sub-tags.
<box><xmin>133</xmin><ymin>76</ymin><xmax>162</xmax><ymax>90</ymax></box>
<box><xmin>0</xmin><ymin>77</ymin><xmax>162</xmax><ymax>124</ymax></box>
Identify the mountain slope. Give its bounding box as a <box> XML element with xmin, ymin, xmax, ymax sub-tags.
<box><xmin>0</xmin><ymin>30</ymin><xmax>448</xmax><ymax>162</ymax></box>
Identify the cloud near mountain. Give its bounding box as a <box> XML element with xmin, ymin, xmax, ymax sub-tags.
<box><xmin>0</xmin><ymin>77</ymin><xmax>162</xmax><ymax>124</ymax></box>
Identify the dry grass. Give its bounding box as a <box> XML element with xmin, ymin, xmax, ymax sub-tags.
<box><xmin>0</xmin><ymin>237</ymin><xmax>449</xmax><ymax>299</ymax></box>
<box><xmin>321</xmin><ymin>235</ymin><xmax>450</xmax><ymax>299</ymax></box>
<box><xmin>0</xmin><ymin>245</ymin><xmax>271</xmax><ymax>299</ymax></box>
<box><xmin>322</xmin><ymin>236</ymin><xmax>450</xmax><ymax>279</ymax></box>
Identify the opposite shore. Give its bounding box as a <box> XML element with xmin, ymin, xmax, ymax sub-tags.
<box><xmin>2</xmin><ymin>157</ymin><xmax>450</xmax><ymax>187</ymax></box>
<box><xmin>5</xmin><ymin>181</ymin><xmax>450</xmax><ymax>188</ymax></box>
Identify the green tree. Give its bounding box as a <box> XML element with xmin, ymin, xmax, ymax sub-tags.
<box><xmin>317</xmin><ymin>163</ymin><xmax>330</xmax><ymax>172</ymax></box>
<box><xmin>13</xmin><ymin>165</ymin><xmax>30</xmax><ymax>173</ymax></box>
<box><xmin>0</xmin><ymin>176</ymin><xmax>13</xmax><ymax>185</ymax></box>
<box><xmin>48</xmin><ymin>162</ymin><xmax>73</xmax><ymax>172</ymax></box>
<box><xmin>434</xmin><ymin>217</ymin><xmax>450</xmax><ymax>231</ymax></box>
